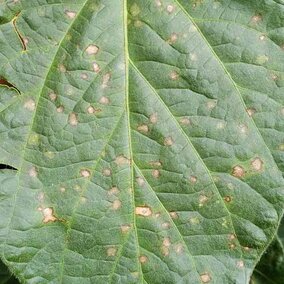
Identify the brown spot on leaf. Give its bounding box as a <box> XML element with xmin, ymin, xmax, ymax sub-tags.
<box><xmin>135</xmin><ymin>206</ymin><xmax>152</xmax><ymax>217</ymax></box>
<box><xmin>115</xmin><ymin>155</ymin><xmax>130</xmax><ymax>166</ymax></box>
<box><xmin>93</xmin><ymin>62</ymin><xmax>100</xmax><ymax>73</ymax></box>
<box><xmin>65</xmin><ymin>10</ymin><xmax>76</xmax><ymax>19</ymax></box>
<box><xmin>152</xmin><ymin>169</ymin><xmax>160</xmax><ymax>178</ymax></box>
<box><xmin>251</xmin><ymin>157</ymin><xmax>263</xmax><ymax>171</ymax></box>
<box><xmin>200</xmin><ymin>273</ymin><xmax>211</xmax><ymax>283</ymax></box>
<box><xmin>80</xmin><ymin>169</ymin><xmax>91</xmax><ymax>178</ymax></box>
<box><xmin>232</xmin><ymin>165</ymin><xmax>245</xmax><ymax>178</ymax></box>
<box><xmin>29</xmin><ymin>166</ymin><xmax>38</xmax><ymax>177</ymax></box>
<box><xmin>149</xmin><ymin>113</ymin><xmax>158</xmax><ymax>124</ymax></box>
<box><xmin>139</xmin><ymin>255</ymin><xmax>148</xmax><ymax>264</ymax></box>
<box><xmin>49</xmin><ymin>92</ymin><xmax>57</xmax><ymax>101</ymax></box>
<box><xmin>121</xmin><ymin>224</ymin><xmax>131</xmax><ymax>233</ymax></box>
<box><xmin>42</xmin><ymin>207</ymin><xmax>57</xmax><ymax>223</ymax></box>
<box><xmin>137</xmin><ymin>124</ymin><xmax>149</xmax><ymax>133</ymax></box>
<box><xmin>86</xmin><ymin>44</ymin><xmax>99</xmax><ymax>55</ymax></box>
<box><xmin>24</xmin><ymin>99</ymin><xmax>36</xmax><ymax>111</ymax></box>
<box><xmin>164</xmin><ymin>136</ymin><xmax>173</xmax><ymax>146</ymax></box>
<box><xmin>107</xmin><ymin>246</ymin><xmax>117</xmax><ymax>257</ymax></box>
<box><xmin>68</xmin><ymin>112</ymin><xmax>78</xmax><ymax>126</ymax></box>
<box><xmin>136</xmin><ymin>177</ymin><xmax>145</xmax><ymax>186</ymax></box>
<box><xmin>103</xmin><ymin>168</ymin><xmax>112</xmax><ymax>176</ymax></box>
<box><xmin>99</xmin><ymin>96</ymin><xmax>110</xmax><ymax>105</ymax></box>
<box><xmin>112</xmin><ymin>199</ymin><xmax>121</xmax><ymax>210</ymax></box>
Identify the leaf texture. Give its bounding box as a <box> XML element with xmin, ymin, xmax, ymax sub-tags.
<box><xmin>0</xmin><ymin>0</ymin><xmax>283</xmax><ymax>283</ymax></box>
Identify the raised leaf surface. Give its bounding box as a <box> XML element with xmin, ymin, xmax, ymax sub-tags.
<box><xmin>0</xmin><ymin>0</ymin><xmax>283</xmax><ymax>283</ymax></box>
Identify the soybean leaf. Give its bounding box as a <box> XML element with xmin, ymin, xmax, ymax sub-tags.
<box><xmin>0</xmin><ymin>1</ymin><xmax>283</xmax><ymax>283</ymax></box>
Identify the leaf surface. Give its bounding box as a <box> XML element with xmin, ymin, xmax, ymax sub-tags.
<box><xmin>0</xmin><ymin>0</ymin><xmax>283</xmax><ymax>283</ymax></box>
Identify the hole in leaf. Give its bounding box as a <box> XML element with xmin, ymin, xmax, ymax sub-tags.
<box><xmin>0</xmin><ymin>164</ymin><xmax>17</xmax><ymax>171</ymax></box>
<box><xmin>0</xmin><ymin>77</ymin><xmax>20</xmax><ymax>93</ymax></box>
<box><xmin>12</xmin><ymin>13</ymin><xmax>27</xmax><ymax>51</ymax></box>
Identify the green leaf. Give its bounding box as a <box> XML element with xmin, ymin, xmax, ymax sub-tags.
<box><xmin>0</xmin><ymin>0</ymin><xmax>283</xmax><ymax>283</ymax></box>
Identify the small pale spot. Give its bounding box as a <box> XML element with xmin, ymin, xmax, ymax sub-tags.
<box><xmin>243</xmin><ymin>246</ymin><xmax>250</xmax><ymax>252</ymax></box>
<box><xmin>239</xmin><ymin>124</ymin><xmax>248</xmax><ymax>134</ymax></box>
<box><xmin>102</xmin><ymin>72</ymin><xmax>111</xmax><ymax>88</ymax></box>
<box><xmin>108</xmin><ymin>186</ymin><xmax>119</xmax><ymax>195</ymax></box>
<box><xmin>189</xmin><ymin>176</ymin><xmax>197</xmax><ymax>184</ymax></box>
<box><xmin>65</xmin><ymin>10</ymin><xmax>76</xmax><ymax>19</ymax></box>
<box><xmin>162</xmin><ymin>222</ymin><xmax>170</xmax><ymax>229</ymax></box>
<box><xmin>175</xmin><ymin>243</ymin><xmax>183</xmax><ymax>254</ymax></box>
<box><xmin>57</xmin><ymin>106</ymin><xmax>64</xmax><ymax>113</ymax></box>
<box><xmin>81</xmin><ymin>73</ymin><xmax>88</xmax><ymax>80</ymax></box>
<box><xmin>80</xmin><ymin>169</ymin><xmax>91</xmax><ymax>178</ymax></box>
<box><xmin>68</xmin><ymin>112</ymin><xmax>78</xmax><ymax>126</ymax></box>
<box><xmin>107</xmin><ymin>246</ymin><xmax>117</xmax><ymax>257</ymax></box>
<box><xmin>115</xmin><ymin>155</ymin><xmax>130</xmax><ymax>166</ymax></box>
<box><xmin>189</xmin><ymin>217</ymin><xmax>200</xmax><ymax>224</ymax></box>
<box><xmin>251</xmin><ymin>157</ymin><xmax>263</xmax><ymax>171</ymax></box>
<box><xmin>161</xmin><ymin>246</ymin><xmax>169</xmax><ymax>256</ymax></box>
<box><xmin>259</xmin><ymin>34</ymin><xmax>265</xmax><ymax>41</ymax></box>
<box><xmin>29</xmin><ymin>166</ymin><xmax>38</xmax><ymax>177</ymax></box>
<box><xmin>135</xmin><ymin>206</ymin><xmax>152</xmax><ymax>217</ymax></box>
<box><xmin>229</xmin><ymin>234</ymin><xmax>236</xmax><ymax>241</ymax></box>
<box><xmin>44</xmin><ymin>151</ymin><xmax>55</xmax><ymax>159</ymax></box>
<box><xmin>99</xmin><ymin>96</ymin><xmax>110</xmax><ymax>105</ymax></box>
<box><xmin>199</xmin><ymin>195</ymin><xmax>208</xmax><ymax>207</ymax></box>
<box><xmin>251</xmin><ymin>14</ymin><xmax>262</xmax><ymax>24</ymax></box>
<box><xmin>42</xmin><ymin>207</ymin><xmax>57</xmax><ymax>223</ymax></box>
<box><xmin>60</xmin><ymin>187</ymin><xmax>66</xmax><ymax>193</ymax></box>
<box><xmin>271</xmin><ymin>73</ymin><xmax>278</xmax><ymax>81</ymax></box>
<box><xmin>279</xmin><ymin>144</ymin><xmax>284</xmax><ymax>151</ymax></box>
<box><xmin>237</xmin><ymin>260</ymin><xmax>244</xmax><ymax>268</ymax></box>
<box><xmin>163</xmin><ymin>237</ymin><xmax>171</xmax><ymax>247</ymax></box>
<box><xmin>149</xmin><ymin>161</ymin><xmax>162</xmax><ymax>167</ymax></box>
<box><xmin>134</xmin><ymin>20</ymin><xmax>143</xmax><ymax>28</ymax></box>
<box><xmin>59</xmin><ymin>64</ymin><xmax>66</xmax><ymax>73</ymax></box>
<box><xmin>222</xmin><ymin>195</ymin><xmax>231</xmax><ymax>203</ymax></box>
<box><xmin>152</xmin><ymin>169</ymin><xmax>160</xmax><ymax>178</ymax></box>
<box><xmin>189</xmin><ymin>52</ymin><xmax>197</xmax><ymax>61</ymax></box>
<box><xmin>207</xmin><ymin>100</ymin><xmax>217</xmax><ymax>110</ymax></box>
<box><xmin>49</xmin><ymin>92</ymin><xmax>57</xmax><ymax>101</ymax></box>
<box><xmin>170</xmin><ymin>71</ymin><xmax>179</xmax><ymax>80</ymax></box>
<box><xmin>200</xmin><ymin>273</ymin><xmax>211</xmax><ymax>283</ymax></box>
<box><xmin>130</xmin><ymin>3</ymin><xmax>141</xmax><ymax>16</ymax></box>
<box><xmin>92</xmin><ymin>62</ymin><xmax>101</xmax><ymax>73</ymax></box>
<box><xmin>121</xmin><ymin>224</ymin><xmax>131</xmax><ymax>233</ymax></box>
<box><xmin>136</xmin><ymin>177</ymin><xmax>145</xmax><ymax>186</ymax></box>
<box><xmin>87</xmin><ymin>106</ymin><xmax>95</xmax><ymax>114</ymax></box>
<box><xmin>85</xmin><ymin>44</ymin><xmax>99</xmax><ymax>55</ymax></box>
<box><xmin>139</xmin><ymin>255</ymin><xmax>148</xmax><ymax>264</ymax></box>
<box><xmin>167</xmin><ymin>4</ymin><xmax>174</xmax><ymax>13</ymax></box>
<box><xmin>28</xmin><ymin>134</ymin><xmax>39</xmax><ymax>146</ymax></box>
<box><xmin>180</xmin><ymin>117</ymin><xmax>191</xmax><ymax>125</ymax></box>
<box><xmin>80</xmin><ymin>197</ymin><xmax>87</xmax><ymax>204</ymax></box>
<box><xmin>256</xmin><ymin>55</ymin><xmax>269</xmax><ymax>64</ymax></box>
<box><xmin>232</xmin><ymin>165</ymin><xmax>245</xmax><ymax>178</ymax></box>
<box><xmin>167</xmin><ymin>33</ymin><xmax>178</xmax><ymax>44</ymax></box>
<box><xmin>24</xmin><ymin>99</ymin><xmax>36</xmax><ymax>111</ymax></box>
<box><xmin>37</xmin><ymin>192</ymin><xmax>44</xmax><ymax>202</ymax></box>
<box><xmin>155</xmin><ymin>212</ymin><xmax>161</xmax><ymax>218</ymax></box>
<box><xmin>112</xmin><ymin>199</ymin><xmax>121</xmax><ymax>210</ymax></box>
<box><xmin>247</xmin><ymin>108</ymin><xmax>256</xmax><ymax>117</ymax></box>
<box><xmin>149</xmin><ymin>113</ymin><xmax>158</xmax><ymax>124</ymax></box>
<box><xmin>137</xmin><ymin>124</ymin><xmax>149</xmax><ymax>133</ymax></box>
<box><xmin>164</xmin><ymin>136</ymin><xmax>173</xmax><ymax>146</ymax></box>
<box><xmin>229</xmin><ymin>243</ymin><xmax>236</xmax><ymax>249</ymax></box>
<box><xmin>169</xmin><ymin>211</ymin><xmax>178</xmax><ymax>219</ymax></box>
<box><xmin>103</xmin><ymin>168</ymin><xmax>112</xmax><ymax>176</ymax></box>
<box><xmin>156</xmin><ymin>0</ymin><xmax>162</xmax><ymax>7</ymax></box>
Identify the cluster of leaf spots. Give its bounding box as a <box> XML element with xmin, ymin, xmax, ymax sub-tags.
<box><xmin>0</xmin><ymin>0</ymin><xmax>283</xmax><ymax>283</ymax></box>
